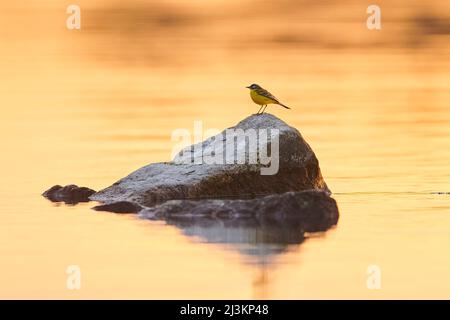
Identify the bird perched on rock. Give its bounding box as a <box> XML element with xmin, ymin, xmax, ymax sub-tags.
<box><xmin>246</xmin><ymin>84</ymin><xmax>291</xmax><ymax>114</ymax></box>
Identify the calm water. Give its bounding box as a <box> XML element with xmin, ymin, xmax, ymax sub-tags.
<box><xmin>0</xmin><ymin>0</ymin><xmax>449</xmax><ymax>299</ymax></box>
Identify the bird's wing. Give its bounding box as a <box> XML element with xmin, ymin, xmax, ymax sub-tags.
<box><xmin>256</xmin><ymin>88</ymin><xmax>280</xmax><ymax>103</ymax></box>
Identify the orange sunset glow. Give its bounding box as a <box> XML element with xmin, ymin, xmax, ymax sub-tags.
<box><xmin>0</xmin><ymin>0</ymin><xmax>449</xmax><ymax>300</ymax></box>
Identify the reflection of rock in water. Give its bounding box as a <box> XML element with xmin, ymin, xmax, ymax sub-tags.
<box><xmin>163</xmin><ymin>216</ymin><xmax>306</xmax><ymax>259</ymax></box>
<box><xmin>140</xmin><ymin>190</ymin><xmax>338</xmax><ymax>262</ymax></box>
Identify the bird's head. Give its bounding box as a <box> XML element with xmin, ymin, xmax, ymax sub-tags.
<box><xmin>246</xmin><ymin>84</ymin><xmax>262</xmax><ymax>90</ymax></box>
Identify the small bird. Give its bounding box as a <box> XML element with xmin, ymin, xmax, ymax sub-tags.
<box><xmin>246</xmin><ymin>84</ymin><xmax>290</xmax><ymax>114</ymax></box>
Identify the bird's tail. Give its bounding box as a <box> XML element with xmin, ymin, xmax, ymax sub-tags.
<box><xmin>278</xmin><ymin>103</ymin><xmax>291</xmax><ymax>109</ymax></box>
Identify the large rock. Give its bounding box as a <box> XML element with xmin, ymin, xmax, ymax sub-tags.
<box><xmin>90</xmin><ymin>114</ymin><xmax>330</xmax><ymax>207</ymax></box>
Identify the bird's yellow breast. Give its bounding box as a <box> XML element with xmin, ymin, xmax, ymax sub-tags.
<box><xmin>250</xmin><ymin>89</ymin><xmax>277</xmax><ymax>105</ymax></box>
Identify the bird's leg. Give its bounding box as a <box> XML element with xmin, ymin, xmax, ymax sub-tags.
<box><xmin>261</xmin><ymin>105</ymin><xmax>267</xmax><ymax>114</ymax></box>
<box><xmin>257</xmin><ymin>105</ymin><xmax>264</xmax><ymax>114</ymax></box>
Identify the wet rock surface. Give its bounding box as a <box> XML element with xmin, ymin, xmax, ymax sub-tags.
<box><xmin>90</xmin><ymin>114</ymin><xmax>330</xmax><ymax>207</ymax></box>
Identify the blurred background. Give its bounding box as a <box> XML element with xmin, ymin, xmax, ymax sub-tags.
<box><xmin>0</xmin><ymin>0</ymin><xmax>449</xmax><ymax>299</ymax></box>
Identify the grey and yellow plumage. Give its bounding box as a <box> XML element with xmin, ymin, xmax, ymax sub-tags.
<box><xmin>246</xmin><ymin>84</ymin><xmax>291</xmax><ymax>114</ymax></box>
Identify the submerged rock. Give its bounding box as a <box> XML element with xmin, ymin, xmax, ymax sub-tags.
<box><xmin>90</xmin><ymin>114</ymin><xmax>330</xmax><ymax>208</ymax></box>
<box><xmin>92</xmin><ymin>201</ymin><xmax>142</xmax><ymax>213</ymax></box>
<box><xmin>43</xmin><ymin>184</ymin><xmax>96</xmax><ymax>204</ymax></box>
<box><xmin>140</xmin><ymin>190</ymin><xmax>339</xmax><ymax>232</ymax></box>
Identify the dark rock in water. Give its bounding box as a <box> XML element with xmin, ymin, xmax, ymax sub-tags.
<box><xmin>140</xmin><ymin>190</ymin><xmax>339</xmax><ymax>232</ymax></box>
<box><xmin>90</xmin><ymin>114</ymin><xmax>330</xmax><ymax>208</ymax></box>
<box><xmin>42</xmin><ymin>184</ymin><xmax>96</xmax><ymax>204</ymax></box>
<box><xmin>43</xmin><ymin>114</ymin><xmax>338</xmax><ymax>260</ymax></box>
<box><xmin>92</xmin><ymin>201</ymin><xmax>142</xmax><ymax>213</ymax></box>
<box><xmin>139</xmin><ymin>190</ymin><xmax>338</xmax><ymax>260</ymax></box>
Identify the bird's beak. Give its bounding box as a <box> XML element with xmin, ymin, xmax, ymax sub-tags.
<box><xmin>245</xmin><ymin>86</ymin><xmax>250</xmax><ymax>89</ymax></box>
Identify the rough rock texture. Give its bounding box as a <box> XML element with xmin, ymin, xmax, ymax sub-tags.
<box><xmin>140</xmin><ymin>190</ymin><xmax>339</xmax><ymax>232</ymax></box>
<box><xmin>43</xmin><ymin>185</ymin><xmax>96</xmax><ymax>204</ymax></box>
<box><xmin>90</xmin><ymin>114</ymin><xmax>330</xmax><ymax>207</ymax></box>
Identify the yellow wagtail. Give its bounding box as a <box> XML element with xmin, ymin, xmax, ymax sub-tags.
<box><xmin>246</xmin><ymin>84</ymin><xmax>291</xmax><ymax>114</ymax></box>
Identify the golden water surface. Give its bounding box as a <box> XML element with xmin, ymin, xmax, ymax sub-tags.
<box><xmin>0</xmin><ymin>0</ymin><xmax>449</xmax><ymax>299</ymax></box>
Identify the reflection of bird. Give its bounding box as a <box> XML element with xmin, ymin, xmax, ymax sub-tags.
<box><xmin>246</xmin><ymin>84</ymin><xmax>291</xmax><ymax>114</ymax></box>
